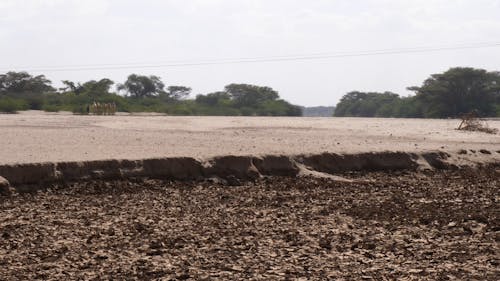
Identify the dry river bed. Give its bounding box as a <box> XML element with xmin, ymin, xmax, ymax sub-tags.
<box><xmin>1</xmin><ymin>111</ymin><xmax>499</xmax><ymax>164</ymax></box>
<box><xmin>0</xmin><ymin>168</ymin><xmax>499</xmax><ymax>280</ymax></box>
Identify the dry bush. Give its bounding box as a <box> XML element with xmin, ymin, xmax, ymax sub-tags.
<box><xmin>457</xmin><ymin>112</ymin><xmax>498</xmax><ymax>134</ymax></box>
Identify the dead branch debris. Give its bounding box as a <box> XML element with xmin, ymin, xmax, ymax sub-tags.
<box><xmin>457</xmin><ymin>111</ymin><xmax>498</xmax><ymax>134</ymax></box>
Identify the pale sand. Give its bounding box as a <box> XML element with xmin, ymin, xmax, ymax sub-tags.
<box><xmin>0</xmin><ymin>111</ymin><xmax>498</xmax><ymax>165</ymax></box>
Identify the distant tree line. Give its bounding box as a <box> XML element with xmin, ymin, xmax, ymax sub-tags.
<box><xmin>3</xmin><ymin>67</ymin><xmax>499</xmax><ymax>118</ymax></box>
<box><xmin>0</xmin><ymin>72</ymin><xmax>301</xmax><ymax>116</ymax></box>
<box><xmin>334</xmin><ymin>67</ymin><xmax>500</xmax><ymax>118</ymax></box>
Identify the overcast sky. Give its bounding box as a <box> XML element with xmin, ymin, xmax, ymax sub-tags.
<box><xmin>1</xmin><ymin>0</ymin><xmax>500</xmax><ymax>106</ymax></box>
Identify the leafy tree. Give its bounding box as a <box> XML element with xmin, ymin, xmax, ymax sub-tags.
<box><xmin>165</xmin><ymin>86</ymin><xmax>191</xmax><ymax>100</ymax></box>
<box><xmin>391</xmin><ymin>96</ymin><xmax>423</xmax><ymax>118</ymax></box>
<box><xmin>61</xmin><ymin>78</ymin><xmax>114</xmax><ymax>97</ymax></box>
<box><xmin>286</xmin><ymin>104</ymin><xmax>303</xmax><ymax>116</ymax></box>
<box><xmin>194</xmin><ymin>85</ymin><xmax>300</xmax><ymax>116</ymax></box>
<box><xmin>0</xmin><ymin>72</ymin><xmax>55</xmax><ymax>110</ymax></box>
<box><xmin>82</xmin><ymin>78</ymin><xmax>114</xmax><ymax>97</ymax></box>
<box><xmin>0</xmin><ymin>71</ymin><xmax>54</xmax><ymax>96</ymax></box>
<box><xmin>0</xmin><ymin>71</ymin><xmax>305</xmax><ymax>116</ymax></box>
<box><xmin>117</xmin><ymin>74</ymin><xmax>165</xmax><ymax>98</ymax></box>
<box><xmin>60</xmin><ymin>80</ymin><xmax>84</xmax><ymax>95</ymax></box>
<box><xmin>334</xmin><ymin>91</ymin><xmax>400</xmax><ymax>117</ymax></box>
<box><xmin>334</xmin><ymin>67</ymin><xmax>500</xmax><ymax>118</ymax></box>
<box><xmin>224</xmin><ymin>83</ymin><xmax>279</xmax><ymax>107</ymax></box>
<box><xmin>408</xmin><ymin>67</ymin><xmax>500</xmax><ymax>118</ymax></box>
<box><xmin>195</xmin><ymin>91</ymin><xmax>231</xmax><ymax>106</ymax></box>
<box><xmin>257</xmin><ymin>99</ymin><xmax>302</xmax><ymax>116</ymax></box>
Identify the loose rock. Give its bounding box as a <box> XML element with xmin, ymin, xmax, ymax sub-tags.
<box><xmin>0</xmin><ymin>176</ymin><xmax>13</xmax><ymax>196</ymax></box>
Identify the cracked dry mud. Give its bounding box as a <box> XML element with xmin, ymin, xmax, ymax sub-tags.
<box><xmin>0</xmin><ymin>168</ymin><xmax>499</xmax><ymax>280</ymax></box>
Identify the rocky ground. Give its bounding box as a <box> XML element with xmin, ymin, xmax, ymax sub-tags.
<box><xmin>0</xmin><ymin>168</ymin><xmax>499</xmax><ymax>280</ymax></box>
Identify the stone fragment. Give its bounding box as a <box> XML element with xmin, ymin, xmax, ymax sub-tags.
<box><xmin>0</xmin><ymin>176</ymin><xmax>13</xmax><ymax>196</ymax></box>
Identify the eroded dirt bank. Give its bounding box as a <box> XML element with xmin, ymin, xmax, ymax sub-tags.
<box><xmin>1</xmin><ymin>151</ymin><xmax>499</xmax><ymax>190</ymax></box>
<box><xmin>0</xmin><ymin>168</ymin><xmax>498</xmax><ymax>280</ymax></box>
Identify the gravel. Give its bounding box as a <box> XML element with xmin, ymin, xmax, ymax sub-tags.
<box><xmin>0</xmin><ymin>168</ymin><xmax>498</xmax><ymax>280</ymax></box>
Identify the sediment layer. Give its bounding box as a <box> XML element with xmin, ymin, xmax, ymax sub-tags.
<box><xmin>1</xmin><ymin>150</ymin><xmax>499</xmax><ymax>190</ymax></box>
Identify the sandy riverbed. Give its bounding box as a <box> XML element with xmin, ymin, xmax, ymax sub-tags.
<box><xmin>0</xmin><ymin>111</ymin><xmax>499</xmax><ymax>164</ymax></box>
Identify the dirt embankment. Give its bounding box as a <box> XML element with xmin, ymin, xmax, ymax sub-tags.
<box><xmin>0</xmin><ymin>150</ymin><xmax>499</xmax><ymax>191</ymax></box>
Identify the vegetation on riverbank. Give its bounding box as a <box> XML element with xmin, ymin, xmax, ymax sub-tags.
<box><xmin>0</xmin><ymin>72</ymin><xmax>301</xmax><ymax>116</ymax></box>
<box><xmin>1</xmin><ymin>67</ymin><xmax>499</xmax><ymax>117</ymax></box>
<box><xmin>334</xmin><ymin>67</ymin><xmax>500</xmax><ymax>118</ymax></box>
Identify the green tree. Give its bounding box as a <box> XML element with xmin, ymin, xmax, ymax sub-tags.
<box><xmin>61</xmin><ymin>79</ymin><xmax>114</xmax><ymax>97</ymax></box>
<box><xmin>391</xmin><ymin>96</ymin><xmax>423</xmax><ymax>118</ymax></box>
<box><xmin>195</xmin><ymin>91</ymin><xmax>231</xmax><ymax>106</ymax></box>
<box><xmin>0</xmin><ymin>71</ymin><xmax>54</xmax><ymax>96</ymax></box>
<box><xmin>408</xmin><ymin>67</ymin><xmax>500</xmax><ymax>118</ymax></box>
<box><xmin>82</xmin><ymin>78</ymin><xmax>115</xmax><ymax>97</ymax></box>
<box><xmin>160</xmin><ymin>85</ymin><xmax>191</xmax><ymax>102</ymax></box>
<box><xmin>117</xmin><ymin>74</ymin><xmax>165</xmax><ymax>98</ymax></box>
<box><xmin>0</xmin><ymin>71</ymin><xmax>54</xmax><ymax>109</ymax></box>
<box><xmin>257</xmin><ymin>99</ymin><xmax>302</xmax><ymax>116</ymax></box>
<box><xmin>224</xmin><ymin>83</ymin><xmax>279</xmax><ymax>108</ymax></box>
<box><xmin>334</xmin><ymin>91</ymin><xmax>400</xmax><ymax>117</ymax></box>
<box><xmin>0</xmin><ymin>71</ymin><xmax>306</xmax><ymax>116</ymax></box>
<box><xmin>60</xmin><ymin>80</ymin><xmax>84</xmax><ymax>95</ymax></box>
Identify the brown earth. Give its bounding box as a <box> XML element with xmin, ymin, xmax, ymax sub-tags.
<box><xmin>0</xmin><ymin>168</ymin><xmax>498</xmax><ymax>280</ymax></box>
<box><xmin>0</xmin><ymin>151</ymin><xmax>494</xmax><ymax>188</ymax></box>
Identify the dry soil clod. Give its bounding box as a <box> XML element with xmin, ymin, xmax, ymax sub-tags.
<box><xmin>0</xmin><ymin>176</ymin><xmax>14</xmax><ymax>196</ymax></box>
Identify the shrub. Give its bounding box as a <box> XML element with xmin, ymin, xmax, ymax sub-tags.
<box><xmin>0</xmin><ymin>98</ymin><xmax>27</xmax><ymax>113</ymax></box>
<box><xmin>42</xmin><ymin>104</ymin><xmax>60</xmax><ymax>112</ymax></box>
<box><xmin>71</xmin><ymin>104</ymin><xmax>89</xmax><ymax>115</ymax></box>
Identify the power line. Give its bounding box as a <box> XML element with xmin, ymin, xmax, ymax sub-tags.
<box><xmin>2</xmin><ymin>41</ymin><xmax>500</xmax><ymax>73</ymax></box>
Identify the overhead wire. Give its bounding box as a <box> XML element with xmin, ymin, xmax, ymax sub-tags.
<box><xmin>2</xmin><ymin>41</ymin><xmax>500</xmax><ymax>72</ymax></box>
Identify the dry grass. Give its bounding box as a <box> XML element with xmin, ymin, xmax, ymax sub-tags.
<box><xmin>457</xmin><ymin>112</ymin><xmax>498</xmax><ymax>134</ymax></box>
